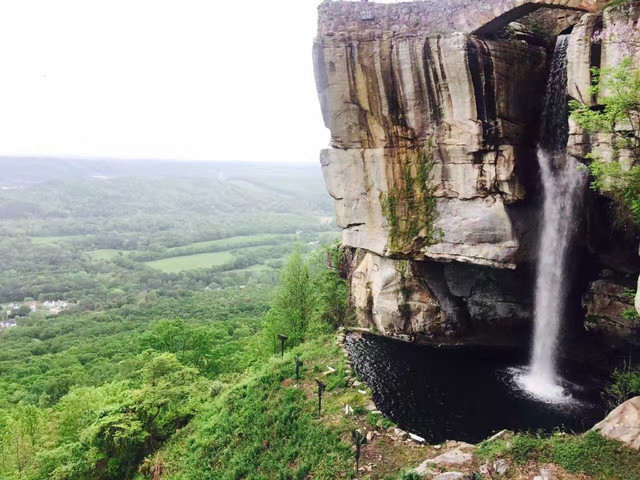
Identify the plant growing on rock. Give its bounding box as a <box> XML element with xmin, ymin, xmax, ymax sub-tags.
<box><xmin>570</xmin><ymin>58</ymin><xmax>640</xmax><ymax>226</ymax></box>
<box><xmin>379</xmin><ymin>142</ymin><xmax>442</xmax><ymax>251</ymax></box>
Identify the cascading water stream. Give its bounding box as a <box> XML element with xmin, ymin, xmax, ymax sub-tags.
<box><xmin>516</xmin><ymin>35</ymin><xmax>588</xmax><ymax>403</ymax></box>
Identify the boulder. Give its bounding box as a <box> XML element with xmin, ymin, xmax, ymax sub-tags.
<box><xmin>593</xmin><ymin>396</ymin><xmax>640</xmax><ymax>449</ymax></box>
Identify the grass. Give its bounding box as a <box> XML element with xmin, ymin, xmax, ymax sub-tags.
<box><xmin>155</xmin><ymin>336</ymin><xmax>354</xmax><ymax>479</ymax></box>
<box><xmin>168</xmin><ymin>234</ymin><xmax>293</xmax><ymax>253</ymax></box>
<box><xmin>87</xmin><ymin>249</ymin><xmax>121</xmax><ymax>260</ymax></box>
<box><xmin>477</xmin><ymin>431</ymin><xmax>640</xmax><ymax>480</ymax></box>
<box><xmin>30</xmin><ymin>235</ymin><xmax>86</xmax><ymax>244</ymax></box>
<box><xmin>146</xmin><ymin>251</ymin><xmax>235</xmax><ymax>273</ymax></box>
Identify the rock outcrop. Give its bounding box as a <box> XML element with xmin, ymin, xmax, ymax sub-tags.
<box><xmin>583</xmin><ymin>272</ymin><xmax>640</xmax><ymax>341</ymax></box>
<box><xmin>593</xmin><ymin>396</ymin><xmax>640</xmax><ymax>449</ymax></box>
<box><xmin>315</xmin><ymin>0</ymin><xmax>639</xmax><ymax>342</ymax></box>
<box><xmin>566</xmin><ymin>2</ymin><xmax>640</xmax><ymax>337</ymax></box>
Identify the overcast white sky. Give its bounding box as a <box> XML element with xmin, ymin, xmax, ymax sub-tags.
<box><xmin>0</xmin><ymin>0</ymin><xmax>382</xmax><ymax>163</ymax></box>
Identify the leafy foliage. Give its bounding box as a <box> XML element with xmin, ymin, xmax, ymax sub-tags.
<box><xmin>261</xmin><ymin>246</ymin><xmax>351</xmax><ymax>352</ymax></box>
<box><xmin>570</xmin><ymin>59</ymin><xmax>640</xmax><ymax>226</ymax></box>
<box><xmin>602</xmin><ymin>366</ymin><xmax>640</xmax><ymax>409</ymax></box>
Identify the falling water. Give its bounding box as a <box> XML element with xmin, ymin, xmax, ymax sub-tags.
<box><xmin>517</xmin><ymin>36</ymin><xmax>588</xmax><ymax>403</ymax></box>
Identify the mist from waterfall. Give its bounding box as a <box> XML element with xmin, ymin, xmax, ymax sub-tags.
<box><xmin>517</xmin><ymin>35</ymin><xmax>588</xmax><ymax>403</ymax></box>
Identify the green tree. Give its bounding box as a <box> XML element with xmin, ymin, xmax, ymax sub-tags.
<box><xmin>570</xmin><ymin>58</ymin><xmax>640</xmax><ymax>161</ymax></box>
<box><xmin>263</xmin><ymin>245</ymin><xmax>316</xmax><ymax>350</ymax></box>
<box><xmin>0</xmin><ymin>405</ymin><xmax>43</xmax><ymax>479</ymax></box>
<box><xmin>313</xmin><ymin>247</ymin><xmax>351</xmax><ymax>330</ymax></box>
<box><xmin>570</xmin><ymin>59</ymin><xmax>640</xmax><ymax>225</ymax></box>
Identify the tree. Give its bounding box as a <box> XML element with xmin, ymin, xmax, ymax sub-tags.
<box><xmin>570</xmin><ymin>58</ymin><xmax>640</xmax><ymax>161</ymax></box>
<box><xmin>262</xmin><ymin>245</ymin><xmax>316</xmax><ymax>349</ymax></box>
<box><xmin>0</xmin><ymin>405</ymin><xmax>43</xmax><ymax>479</ymax></box>
<box><xmin>313</xmin><ymin>247</ymin><xmax>351</xmax><ymax>330</ymax></box>
<box><xmin>570</xmin><ymin>58</ymin><xmax>640</xmax><ymax>225</ymax></box>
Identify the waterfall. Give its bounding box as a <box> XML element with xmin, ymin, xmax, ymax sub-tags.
<box><xmin>518</xmin><ymin>35</ymin><xmax>587</xmax><ymax>403</ymax></box>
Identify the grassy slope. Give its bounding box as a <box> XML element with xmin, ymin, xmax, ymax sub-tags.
<box><xmin>152</xmin><ymin>335</ymin><xmax>427</xmax><ymax>480</ymax></box>
<box><xmin>150</xmin><ymin>331</ymin><xmax>640</xmax><ymax>480</ymax></box>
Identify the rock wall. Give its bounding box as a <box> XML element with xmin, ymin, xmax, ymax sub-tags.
<box><xmin>566</xmin><ymin>2</ymin><xmax>640</xmax><ymax>342</ymax></box>
<box><xmin>315</xmin><ymin>0</ymin><xmax>640</xmax><ymax>343</ymax></box>
<box><xmin>315</xmin><ymin>32</ymin><xmax>547</xmax><ymax>269</ymax></box>
<box><xmin>317</xmin><ymin>0</ymin><xmax>596</xmax><ymax>37</ymax></box>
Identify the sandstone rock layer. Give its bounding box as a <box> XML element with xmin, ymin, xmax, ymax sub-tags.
<box><xmin>315</xmin><ymin>0</ymin><xmax>640</xmax><ymax>340</ymax></box>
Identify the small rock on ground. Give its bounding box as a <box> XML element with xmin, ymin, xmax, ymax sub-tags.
<box><xmin>493</xmin><ymin>458</ymin><xmax>509</xmax><ymax>475</ymax></box>
<box><xmin>432</xmin><ymin>473</ymin><xmax>466</xmax><ymax>480</ymax></box>
<box><xmin>533</xmin><ymin>468</ymin><xmax>553</xmax><ymax>480</ymax></box>
<box><xmin>393</xmin><ymin>428</ymin><xmax>409</xmax><ymax>440</ymax></box>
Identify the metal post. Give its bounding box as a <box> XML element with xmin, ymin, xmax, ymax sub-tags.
<box><xmin>295</xmin><ymin>357</ymin><xmax>303</xmax><ymax>381</ymax></box>
<box><xmin>277</xmin><ymin>334</ymin><xmax>288</xmax><ymax>357</ymax></box>
<box><xmin>316</xmin><ymin>379</ymin><xmax>326</xmax><ymax>416</ymax></box>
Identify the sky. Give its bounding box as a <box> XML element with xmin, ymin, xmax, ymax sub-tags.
<box><xmin>0</xmin><ymin>0</ymin><xmax>376</xmax><ymax>163</ymax></box>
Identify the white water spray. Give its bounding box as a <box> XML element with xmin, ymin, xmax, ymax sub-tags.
<box><xmin>517</xmin><ymin>36</ymin><xmax>587</xmax><ymax>403</ymax></box>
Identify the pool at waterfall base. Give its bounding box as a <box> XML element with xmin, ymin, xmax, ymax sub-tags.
<box><xmin>345</xmin><ymin>332</ymin><xmax>608</xmax><ymax>444</ymax></box>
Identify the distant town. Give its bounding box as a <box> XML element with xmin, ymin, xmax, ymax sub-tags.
<box><xmin>0</xmin><ymin>300</ymin><xmax>70</xmax><ymax>329</ymax></box>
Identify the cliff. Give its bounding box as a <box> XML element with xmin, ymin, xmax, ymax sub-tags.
<box><xmin>314</xmin><ymin>0</ymin><xmax>640</xmax><ymax>344</ymax></box>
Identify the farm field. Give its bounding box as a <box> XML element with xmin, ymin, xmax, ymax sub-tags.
<box><xmin>168</xmin><ymin>233</ymin><xmax>292</xmax><ymax>252</ymax></box>
<box><xmin>87</xmin><ymin>249</ymin><xmax>121</xmax><ymax>260</ymax></box>
<box><xmin>146</xmin><ymin>251</ymin><xmax>236</xmax><ymax>273</ymax></box>
<box><xmin>30</xmin><ymin>235</ymin><xmax>86</xmax><ymax>244</ymax></box>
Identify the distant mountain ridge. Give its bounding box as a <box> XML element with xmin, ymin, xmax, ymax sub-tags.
<box><xmin>0</xmin><ymin>157</ymin><xmax>320</xmax><ymax>185</ymax></box>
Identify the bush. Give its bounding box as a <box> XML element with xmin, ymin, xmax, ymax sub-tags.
<box><xmin>399</xmin><ymin>472</ymin><xmax>423</xmax><ymax>480</ymax></box>
<box><xmin>603</xmin><ymin>366</ymin><xmax>640</xmax><ymax>409</ymax></box>
<box><xmin>367</xmin><ymin>412</ymin><xmax>393</xmax><ymax>429</ymax></box>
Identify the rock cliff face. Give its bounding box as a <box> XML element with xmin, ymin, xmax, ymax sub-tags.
<box><xmin>314</xmin><ymin>0</ymin><xmax>638</xmax><ymax>344</ymax></box>
<box><xmin>566</xmin><ymin>2</ymin><xmax>640</xmax><ymax>341</ymax></box>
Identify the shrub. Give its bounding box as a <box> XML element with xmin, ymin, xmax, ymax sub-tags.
<box><xmin>603</xmin><ymin>366</ymin><xmax>640</xmax><ymax>409</ymax></box>
<box><xmin>399</xmin><ymin>472</ymin><xmax>423</xmax><ymax>480</ymax></box>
